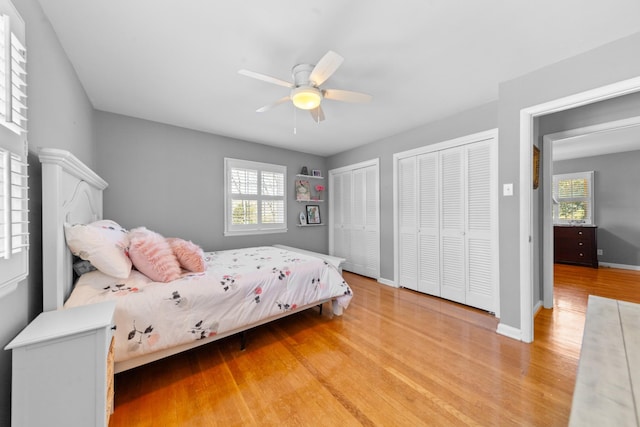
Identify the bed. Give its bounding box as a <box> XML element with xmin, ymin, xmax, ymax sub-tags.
<box><xmin>39</xmin><ymin>148</ymin><xmax>352</xmax><ymax>373</ymax></box>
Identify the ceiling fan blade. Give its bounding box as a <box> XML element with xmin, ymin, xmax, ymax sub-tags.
<box><xmin>309</xmin><ymin>105</ymin><xmax>325</xmax><ymax>123</ymax></box>
<box><xmin>309</xmin><ymin>51</ymin><xmax>344</xmax><ymax>86</ymax></box>
<box><xmin>238</xmin><ymin>69</ymin><xmax>294</xmax><ymax>88</ymax></box>
<box><xmin>323</xmin><ymin>89</ymin><xmax>373</xmax><ymax>103</ymax></box>
<box><xmin>256</xmin><ymin>96</ymin><xmax>291</xmax><ymax>113</ymax></box>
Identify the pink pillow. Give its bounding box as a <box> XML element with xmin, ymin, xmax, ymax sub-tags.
<box><xmin>128</xmin><ymin>227</ymin><xmax>181</xmax><ymax>282</ymax></box>
<box><xmin>167</xmin><ymin>238</ymin><xmax>206</xmax><ymax>273</ymax></box>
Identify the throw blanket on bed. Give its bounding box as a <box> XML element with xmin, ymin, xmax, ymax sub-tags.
<box><xmin>64</xmin><ymin>246</ymin><xmax>352</xmax><ymax>362</ymax></box>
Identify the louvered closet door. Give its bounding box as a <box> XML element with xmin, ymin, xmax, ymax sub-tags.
<box><xmin>417</xmin><ymin>153</ymin><xmax>440</xmax><ymax>296</ymax></box>
<box><xmin>398</xmin><ymin>157</ymin><xmax>418</xmax><ymax>290</ymax></box>
<box><xmin>362</xmin><ymin>165</ymin><xmax>380</xmax><ymax>278</ymax></box>
<box><xmin>465</xmin><ymin>140</ymin><xmax>494</xmax><ymax>311</ymax></box>
<box><xmin>349</xmin><ymin>168</ymin><xmax>366</xmax><ymax>273</ymax></box>
<box><xmin>439</xmin><ymin>147</ymin><xmax>466</xmax><ymax>305</ymax></box>
<box><xmin>332</xmin><ymin>172</ymin><xmax>351</xmax><ymax>262</ymax></box>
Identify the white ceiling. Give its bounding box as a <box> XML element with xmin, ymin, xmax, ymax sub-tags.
<box><xmin>553</xmin><ymin>121</ymin><xmax>640</xmax><ymax>161</ymax></box>
<box><xmin>38</xmin><ymin>0</ymin><xmax>640</xmax><ymax>156</ymax></box>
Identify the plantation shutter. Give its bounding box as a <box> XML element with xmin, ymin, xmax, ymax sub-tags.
<box><xmin>553</xmin><ymin>171</ymin><xmax>594</xmax><ymax>224</ymax></box>
<box><xmin>224</xmin><ymin>158</ymin><xmax>287</xmax><ymax>236</ymax></box>
<box><xmin>0</xmin><ymin>1</ymin><xmax>27</xmax><ymax>298</ymax></box>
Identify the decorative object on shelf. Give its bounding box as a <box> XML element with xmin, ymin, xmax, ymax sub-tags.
<box><xmin>300</xmin><ymin>166</ymin><xmax>309</xmax><ymax>175</ymax></box>
<box><xmin>306</xmin><ymin>205</ymin><xmax>321</xmax><ymax>224</ymax></box>
<box><xmin>313</xmin><ymin>184</ymin><xmax>325</xmax><ymax>201</ymax></box>
<box><xmin>533</xmin><ymin>145</ymin><xmax>540</xmax><ymax>189</ymax></box>
<box><xmin>299</xmin><ymin>212</ymin><xmax>306</xmax><ymax>224</ymax></box>
<box><xmin>296</xmin><ymin>179</ymin><xmax>311</xmax><ymax>201</ymax></box>
<box><xmin>312</xmin><ymin>169</ymin><xmax>322</xmax><ymax>177</ymax></box>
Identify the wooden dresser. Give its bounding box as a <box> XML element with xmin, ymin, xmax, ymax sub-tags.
<box><xmin>554</xmin><ymin>225</ymin><xmax>598</xmax><ymax>268</ymax></box>
<box><xmin>5</xmin><ymin>301</ymin><xmax>117</xmax><ymax>427</ymax></box>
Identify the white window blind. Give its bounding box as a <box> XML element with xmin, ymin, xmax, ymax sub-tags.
<box><xmin>10</xmin><ymin>151</ymin><xmax>27</xmax><ymax>253</ymax></box>
<box><xmin>224</xmin><ymin>158</ymin><xmax>287</xmax><ymax>236</ymax></box>
<box><xmin>553</xmin><ymin>171</ymin><xmax>594</xmax><ymax>225</ymax></box>
<box><xmin>0</xmin><ymin>12</ymin><xmax>27</xmax><ymax>135</ymax></box>
<box><xmin>0</xmin><ymin>0</ymin><xmax>27</xmax><ymax>298</ymax></box>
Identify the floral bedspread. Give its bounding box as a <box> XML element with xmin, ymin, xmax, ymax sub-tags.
<box><xmin>64</xmin><ymin>246</ymin><xmax>352</xmax><ymax>362</ymax></box>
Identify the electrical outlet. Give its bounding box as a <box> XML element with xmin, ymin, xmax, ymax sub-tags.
<box><xmin>597</xmin><ymin>249</ymin><xmax>603</xmax><ymax>256</ymax></box>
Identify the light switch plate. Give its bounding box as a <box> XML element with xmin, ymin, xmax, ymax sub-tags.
<box><xmin>503</xmin><ymin>183</ymin><xmax>513</xmax><ymax>196</ymax></box>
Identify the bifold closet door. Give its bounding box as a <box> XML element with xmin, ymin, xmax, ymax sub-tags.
<box><xmin>398</xmin><ymin>157</ymin><xmax>418</xmax><ymax>290</ymax></box>
<box><xmin>439</xmin><ymin>147</ymin><xmax>466</xmax><ymax>305</ymax></box>
<box><xmin>330</xmin><ymin>163</ymin><xmax>380</xmax><ymax>279</ymax></box>
<box><xmin>395</xmin><ymin>134</ymin><xmax>496</xmax><ymax>313</ymax></box>
<box><xmin>332</xmin><ymin>172</ymin><xmax>351</xmax><ymax>262</ymax></box>
<box><xmin>464</xmin><ymin>140</ymin><xmax>494</xmax><ymax>311</ymax></box>
<box><xmin>398</xmin><ymin>152</ymin><xmax>440</xmax><ymax>295</ymax></box>
<box><xmin>417</xmin><ymin>152</ymin><xmax>440</xmax><ymax>296</ymax></box>
<box><xmin>352</xmin><ymin>165</ymin><xmax>380</xmax><ymax>278</ymax></box>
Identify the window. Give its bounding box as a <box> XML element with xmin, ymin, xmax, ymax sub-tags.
<box><xmin>0</xmin><ymin>0</ymin><xmax>27</xmax><ymax>298</ymax></box>
<box><xmin>224</xmin><ymin>158</ymin><xmax>287</xmax><ymax>236</ymax></box>
<box><xmin>553</xmin><ymin>171</ymin><xmax>594</xmax><ymax>225</ymax></box>
<box><xmin>0</xmin><ymin>11</ymin><xmax>27</xmax><ymax>135</ymax></box>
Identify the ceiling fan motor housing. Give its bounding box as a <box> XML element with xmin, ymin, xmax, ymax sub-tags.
<box><xmin>292</xmin><ymin>63</ymin><xmax>315</xmax><ymax>86</ymax></box>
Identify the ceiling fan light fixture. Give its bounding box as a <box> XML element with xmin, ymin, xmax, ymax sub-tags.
<box><xmin>291</xmin><ymin>86</ymin><xmax>322</xmax><ymax>110</ymax></box>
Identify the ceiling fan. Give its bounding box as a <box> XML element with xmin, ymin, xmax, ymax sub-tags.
<box><xmin>238</xmin><ymin>50</ymin><xmax>372</xmax><ymax>122</ymax></box>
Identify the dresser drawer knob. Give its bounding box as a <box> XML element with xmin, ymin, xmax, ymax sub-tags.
<box><xmin>578</xmin><ymin>231</ymin><xmax>583</xmax><ymax>235</ymax></box>
<box><xmin>579</xmin><ymin>253</ymin><xmax>584</xmax><ymax>257</ymax></box>
<box><xmin>578</xmin><ymin>242</ymin><xmax>583</xmax><ymax>246</ymax></box>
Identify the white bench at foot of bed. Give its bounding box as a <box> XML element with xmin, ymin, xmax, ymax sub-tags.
<box><xmin>569</xmin><ymin>295</ymin><xmax>640</xmax><ymax>426</ymax></box>
<box><xmin>272</xmin><ymin>245</ymin><xmax>346</xmax><ymax>274</ymax></box>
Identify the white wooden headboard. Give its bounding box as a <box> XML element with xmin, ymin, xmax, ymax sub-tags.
<box><xmin>39</xmin><ymin>148</ymin><xmax>108</xmax><ymax>311</ymax></box>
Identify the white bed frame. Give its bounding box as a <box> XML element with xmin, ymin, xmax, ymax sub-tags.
<box><xmin>39</xmin><ymin>148</ymin><xmax>344</xmax><ymax>373</ymax></box>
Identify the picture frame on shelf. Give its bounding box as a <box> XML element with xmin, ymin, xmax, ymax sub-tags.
<box><xmin>295</xmin><ymin>179</ymin><xmax>311</xmax><ymax>201</ymax></box>
<box><xmin>299</xmin><ymin>212</ymin><xmax>306</xmax><ymax>225</ymax></box>
<box><xmin>312</xmin><ymin>169</ymin><xmax>322</xmax><ymax>177</ymax></box>
<box><xmin>533</xmin><ymin>145</ymin><xmax>540</xmax><ymax>189</ymax></box>
<box><xmin>306</xmin><ymin>205</ymin><xmax>320</xmax><ymax>224</ymax></box>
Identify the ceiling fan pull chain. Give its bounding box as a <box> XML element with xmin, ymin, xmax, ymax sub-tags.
<box><xmin>293</xmin><ymin>105</ymin><xmax>297</xmax><ymax>135</ymax></box>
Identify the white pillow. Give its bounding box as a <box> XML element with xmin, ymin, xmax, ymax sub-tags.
<box><xmin>64</xmin><ymin>219</ymin><xmax>132</xmax><ymax>279</ymax></box>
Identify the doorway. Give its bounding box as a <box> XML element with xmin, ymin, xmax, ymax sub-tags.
<box><xmin>519</xmin><ymin>76</ymin><xmax>640</xmax><ymax>343</ymax></box>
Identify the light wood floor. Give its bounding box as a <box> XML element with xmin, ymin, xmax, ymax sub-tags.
<box><xmin>109</xmin><ymin>265</ymin><xmax>640</xmax><ymax>426</ymax></box>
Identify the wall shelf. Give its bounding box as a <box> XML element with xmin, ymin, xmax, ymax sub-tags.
<box><xmin>296</xmin><ymin>174</ymin><xmax>324</xmax><ymax>180</ymax></box>
<box><xmin>297</xmin><ymin>224</ymin><xmax>325</xmax><ymax>227</ymax></box>
<box><xmin>296</xmin><ymin>199</ymin><xmax>324</xmax><ymax>203</ymax></box>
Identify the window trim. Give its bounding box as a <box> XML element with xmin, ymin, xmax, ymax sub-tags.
<box><xmin>552</xmin><ymin>171</ymin><xmax>594</xmax><ymax>225</ymax></box>
<box><xmin>224</xmin><ymin>158</ymin><xmax>287</xmax><ymax>237</ymax></box>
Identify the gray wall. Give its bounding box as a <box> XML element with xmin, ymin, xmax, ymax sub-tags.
<box><xmin>95</xmin><ymin>111</ymin><xmax>329</xmax><ymax>254</ymax></box>
<box><xmin>498</xmin><ymin>31</ymin><xmax>640</xmax><ymax>330</ymax></box>
<box><xmin>326</xmin><ymin>102</ymin><xmax>499</xmax><ymax>282</ymax></box>
<box><xmin>554</xmin><ymin>150</ymin><xmax>640</xmax><ymax>266</ymax></box>
<box><xmin>0</xmin><ymin>0</ymin><xmax>96</xmax><ymax>424</ymax></box>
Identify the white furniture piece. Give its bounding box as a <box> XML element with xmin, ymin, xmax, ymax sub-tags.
<box><xmin>5</xmin><ymin>301</ymin><xmax>117</xmax><ymax>427</ymax></box>
<box><xmin>329</xmin><ymin>158</ymin><xmax>380</xmax><ymax>279</ymax></box>
<box><xmin>395</xmin><ymin>130</ymin><xmax>499</xmax><ymax>313</ymax></box>
<box><xmin>569</xmin><ymin>295</ymin><xmax>640</xmax><ymax>426</ymax></box>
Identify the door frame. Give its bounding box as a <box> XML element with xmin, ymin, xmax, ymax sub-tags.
<box><xmin>518</xmin><ymin>76</ymin><xmax>640</xmax><ymax>343</ymax></box>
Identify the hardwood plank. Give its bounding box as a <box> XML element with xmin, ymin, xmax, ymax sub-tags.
<box><xmin>109</xmin><ymin>266</ymin><xmax>640</xmax><ymax>426</ymax></box>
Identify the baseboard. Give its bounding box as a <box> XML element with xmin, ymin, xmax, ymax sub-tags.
<box><xmin>533</xmin><ymin>300</ymin><xmax>543</xmax><ymax>316</ymax></box>
<box><xmin>496</xmin><ymin>322</ymin><xmax>522</xmax><ymax>341</ymax></box>
<box><xmin>377</xmin><ymin>277</ymin><xmax>397</xmax><ymax>288</ymax></box>
<box><xmin>599</xmin><ymin>262</ymin><xmax>640</xmax><ymax>271</ymax></box>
